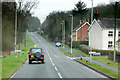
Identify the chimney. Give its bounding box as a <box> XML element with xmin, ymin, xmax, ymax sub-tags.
<box><xmin>80</xmin><ymin>20</ymin><xmax>84</xmax><ymax>24</ymax></box>
<box><xmin>94</xmin><ymin>10</ymin><xmax>99</xmax><ymax>20</ymax></box>
<box><xmin>85</xmin><ymin>19</ymin><xmax>89</xmax><ymax>22</ymax></box>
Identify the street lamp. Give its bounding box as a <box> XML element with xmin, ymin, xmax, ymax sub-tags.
<box><xmin>89</xmin><ymin>0</ymin><xmax>94</xmax><ymax>62</ymax></box>
<box><xmin>91</xmin><ymin>0</ymin><xmax>93</xmax><ymax>24</ymax></box>
<box><xmin>61</xmin><ymin>22</ymin><xmax>63</xmax><ymax>46</ymax></box>
<box><xmin>90</xmin><ymin>0</ymin><xmax>93</xmax><ymax>52</ymax></box>
<box><xmin>63</xmin><ymin>20</ymin><xmax>65</xmax><ymax>49</ymax></box>
<box><xmin>70</xmin><ymin>15</ymin><xmax>73</xmax><ymax>54</ymax></box>
<box><xmin>15</xmin><ymin>2</ymin><xmax>18</xmax><ymax>58</ymax></box>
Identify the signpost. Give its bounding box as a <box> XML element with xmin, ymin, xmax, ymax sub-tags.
<box><xmin>14</xmin><ymin>50</ymin><xmax>21</xmax><ymax>57</ymax></box>
<box><xmin>89</xmin><ymin>52</ymin><xmax>96</xmax><ymax>63</ymax></box>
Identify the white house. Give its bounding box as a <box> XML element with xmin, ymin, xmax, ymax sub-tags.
<box><xmin>88</xmin><ymin>19</ymin><xmax>120</xmax><ymax>51</ymax></box>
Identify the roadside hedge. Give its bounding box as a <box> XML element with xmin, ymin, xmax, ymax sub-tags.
<box><xmin>78</xmin><ymin>45</ymin><xmax>119</xmax><ymax>55</ymax></box>
<box><xmin>72</xmin><ymin>41</ymin><xmax>88</xmax><ymax>48</ymax></box>
<box><xmin>66</xmin><ymin>41</ymin><xmax>116</xmax><ymax>55</ymax></box>
<box><xmin>108</xmin><ymin>51</ymin><xmax>120</xmax><ymax>62</ymax></box>
<box><xmin>66</xmin><ymin>41</ymin><xmax>88</xmax><ymax>48</ymax></box>
<box><xmin>66</xmin><ymin>41</ymin><xmax>120</xmax><ymax>62</ymax></box>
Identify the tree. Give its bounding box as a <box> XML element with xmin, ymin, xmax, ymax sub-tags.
<box><xmin>28</xmin><ymin>17</ymin><xmax>41</xmax><ymax>32</ymax></box>
<box><xmin>72</xmin><ymin>1</ymin><xmax>88</xmax><ymax>16</ymax></box>
<box><xmin>2</xmin><ymin>1</ymin><xmax>40</xmax><ymax>53</ymax></box>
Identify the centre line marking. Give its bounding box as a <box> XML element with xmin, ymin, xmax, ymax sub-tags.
<box><xmin>46</xmin><ymin>49</ymin><xmax>63</xmax><ymax>79</ymax></box>
<box><xmin>58</xmin><ymin>73</ymin><xmax>62</xmax><ymax>78</ymax></box>
<box><xmin>52</xmin><ymin>63</ymin><xmax>55</xmax><ymax>66</ymax></box>
<box><xmin>55</xmin><ymin>67</ymin><xmax>58</xmax><ymax>71</ymax></box>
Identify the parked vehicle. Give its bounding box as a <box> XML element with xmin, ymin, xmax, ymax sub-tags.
<box><xmin>56</xmin><ymin>42</ymin><xmax>61</xmax><ymax>47</ymax></box>
<box><xmin>28</xmin><ymin>48</ymin><xmax>44</xmax><ymax>64</ymax></box>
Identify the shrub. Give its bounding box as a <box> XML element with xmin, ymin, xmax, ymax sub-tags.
<box><xmin>108</xmin><ymin>51</ymin><xmax>120</xmax><ymax>62</ymax></box>
<box><xmin>78</xmin><ymin>45</ymin><xmax>114</xmax><ymax>55</ymax></box>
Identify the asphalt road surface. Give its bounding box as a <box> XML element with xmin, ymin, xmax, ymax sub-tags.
<box><xmin>12</xmin><ymin>32</ymin><xmax>107</xmax><ymax>79</ymax></box>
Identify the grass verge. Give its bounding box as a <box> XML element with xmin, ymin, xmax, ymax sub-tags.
<box><xmin>0</xmin><ymin>58</ymin><xmax>2</xmax><ymax>79</ymax></box>
<box><xmin>72</xmin><ymin>49</ymin><xmax>89</xmax><ymax>57</ymax></box>
<box><xmin>92</xmin><ymin>58</ymin><xmax>118</xmax><ymax>69</ymax></box>
<box><xmin>76</xmin><ymin>59</ymin><xmax>118</xmax><ymax>78</ymax></box>
<box><xmin>64</xmin><ymin>45</ymin><xmax>71</xmax><ymax>49</ymax></box>
<box><xmin>2</xmin><ymin>35</ymin><xmax>34</xmax><ymax>78</ymax></box>
<box><xmin>59</xmin><ymin>48</ymin><xmax>75</xmax><ymax>57</ymax></box>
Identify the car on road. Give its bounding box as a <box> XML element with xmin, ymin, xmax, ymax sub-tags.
<box><xmin>56</xmin><ymin>42</ymin><xmax>61</xmax><ymax>47</ymax></box>
<box><xmin>28</xmin><ymin>48</ymin><xmax>44</xmax><ymax>64</ymax></box>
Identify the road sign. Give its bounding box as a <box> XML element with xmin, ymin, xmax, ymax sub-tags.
<box><xmin>14</xmin><ymin>50</ymin><xmax>21</xmax><ymax>52</ymax></box>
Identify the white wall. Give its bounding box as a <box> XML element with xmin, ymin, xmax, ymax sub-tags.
<box><xmin>89</xmin><ymin>22</ymin><xmax>103</xmax><ymax>49</ymax></box>
<box><xmin>102</xmin><ymin>28</ymin><xmax>119</xmax><ymax>50</ymax></box>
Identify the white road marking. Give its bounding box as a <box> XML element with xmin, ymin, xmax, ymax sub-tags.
<box><xmin>46</xmin><ymin>49</ymin><xmax>62</xmax><ymax>79</ymax></box>
<box><xmin>58</xmin><ymin>72</ymin><xmax>62</xmax><ymax>78</ymax></box>
<box><xmin>66</xmin><ymin>56</ymin><xmax>73</xmax><ymax>60</ymax></box>
<box><xmin>49</xmin><ymin>58</ymin><xmax>53</xmax><ymax>62</ymax></box>
<box><xmin>52</xmin><ymin>63</ymin><xmax>55</xmax><ymax>66</ymax></box>
<box><xmin>10</xmin><ymin>60</ymin><xmax>27</xmax><ymax>78</ymax></box>
<box><xmin>55</xmin><ymin>67</ymin><xmax>58</xmax><ymax>71</ymax></box>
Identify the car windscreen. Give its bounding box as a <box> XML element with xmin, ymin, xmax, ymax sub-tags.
<box><xmin>31</xmin><ymin>49</ymin><xmax>42</xmax><ymax>54</ymax></box>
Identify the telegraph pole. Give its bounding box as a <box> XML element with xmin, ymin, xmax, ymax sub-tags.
<box><xmin>70</xmin><ymin>15</ymin><xmax>73</xmax><ymax>54</ymax></box>
<box><xmin>61</xmin><ymin>23</ymin><xmax>63</xmax><ymax>46</ymax></box>
<box><xmin>63</xmin><ymin>20</ymin><xmax>65</xmax><ymax>49</ymax></box>
<box><xmin>114</xmin><ymin>2</ymin><xmax>118</xmax><ymax>62</ymax></box>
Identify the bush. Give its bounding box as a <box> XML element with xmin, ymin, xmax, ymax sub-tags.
<box><xmin>73</xmin><ymin>41</ymin><xmax>88</xmax><ymax>48</ymax></box>
<box><xmin>66</xmin><ymin>41</ymin><xmax>88</xmax><ymax>48</ymax></box>
<box><xmin>66</xmin><ymin>41</ymin><xmax>119</xmax><ymax>56</ymax></box>
<box><xmin>108</xmin><ymin>51</ymin><xmax>120</xmax><ymax>62</ymax></box>
<box><xmin>76</xmin><ymin>45</ymin><xmax>114</xmax><ymax>55</ymax></box>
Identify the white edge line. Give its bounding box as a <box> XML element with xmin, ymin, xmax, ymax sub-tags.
<box><xmin>10</xmin><ymin>60</ymin><xmax>27</xmax><ymax>78</ymax></box>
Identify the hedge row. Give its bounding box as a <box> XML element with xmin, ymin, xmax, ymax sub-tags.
<box><xmin>66</xmin><ymin>41</ymin><xmax>120</xmax><ymax>56</ymax></box>
<box><xmin>108</xmin><ymin>52</ymin><xmax>120</xmax><ymax>62</ymax></box>
<box><xmin>78</xmin><ymin>45</ymin><xmax>115</xmax><ymax>55</ymax></box>
<box><xmin>66</xmin><ymin>41</ymin><xmax>88</xmax><ymax>48</ymax></box>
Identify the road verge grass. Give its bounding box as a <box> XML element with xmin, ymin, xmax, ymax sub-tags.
<box><xmin>59</xmin><ymin>48</ymin><xmax>75</xmax><ymax>57</ymax></box>
<box><xmin>0</xmin><ymin>58</ymin><xmax>2</xmax><ymax>79</ymax></box>
<box><xmin>75</xmin><ymin>59</ymin><xmax>118</xmax><ymax>78</ymax></box>
<box><xmin>72</xmin><ymin>49</ymin><xmax>89</xmax><ymax>57</ymax></box>
<box><xmin>2</xmin><ymin>35</ymin><xmax>34</xmax><ymax>78</ymax></box>
<box><xmin>92</xmin><ymin>58</ymin><xmax>118</xmax><ymax>69</ymax></box>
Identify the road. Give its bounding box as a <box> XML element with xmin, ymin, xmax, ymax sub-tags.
<box><xmin>12</xmin><ymin>32</ymin><xmax>107</xmax><ymax>79</ymax></box>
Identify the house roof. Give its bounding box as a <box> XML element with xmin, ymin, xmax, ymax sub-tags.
<box><xmin>73</xmin><ymin>22</ymin><xmax>90</xmax><ymax>32</ymax></box>
<box><xmin>88</xmin><ymin>18</ymin><xmax>120</xmax><ymax>31</ymax></box>
<box><xmin>97</xmin><ymin>18</ymin><xmax>120</xmax><ymax>28</ymax></box>
<box><xmin>117</xmin><ymin>39</ymin><xmax>120</xmax><ymax>42</ymax></box>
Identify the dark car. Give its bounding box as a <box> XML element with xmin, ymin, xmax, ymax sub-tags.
<box><xmin>28</xmin><ymin>48</ymin><xmax>44</xmax><ymax>64</ymax></box>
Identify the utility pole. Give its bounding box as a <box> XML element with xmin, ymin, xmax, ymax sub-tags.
<box><xmin>90</xmin><ymin>0</ymin><xmax>93</xmax><ymax>52</ymax></box>
<box><xmin>91</xmin><ymin>0</ymin><xmax>93</xmax><ymax>23</ymax></box>
<box><xmin>63</xmin><ymin>20</ymin><xmax>65</xmax><ymax>49</ymax></box>
<box><xmin>15</xmin><ymin>3</ymin><xmax>18</xmax><ymax>58</ymax></box>
<box><xmin>61</xmin><ymin>22</ymin><xmax>63</xmax><ymax>46</ymax></box>
<box><xmin>89</xmin><ymin>0</ymin><xmax>93</xmax><ymax>62</ymax></box>
<box><xmin>114</xmin><ymin>2</ymin><xmax>118</xmax><ymax>62</ymax></box>
<box><xmin>70</xmin><ymin>15</ymin><xmax>73</xmax><ymax>54</ymax></box>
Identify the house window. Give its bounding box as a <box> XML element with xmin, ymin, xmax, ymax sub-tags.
<box><xmin>118</xmin><ymin>31</ymin><xmax>120</xmax><ymax>37</ymax></box>
<box><xmin>108</xmin><ymin>31</ymin><xmax>113</xmax><ymax>37</ymax></box>
<box><xmin>108</xmin><ymin>41</ymin><xmax>113</xmax><ymax>48</ymax></box>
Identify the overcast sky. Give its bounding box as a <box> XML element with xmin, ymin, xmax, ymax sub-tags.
<box><xmin>30</xmin><ymin>0</ymin><xmax>118</xmax><ymax>23</ymax></box>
